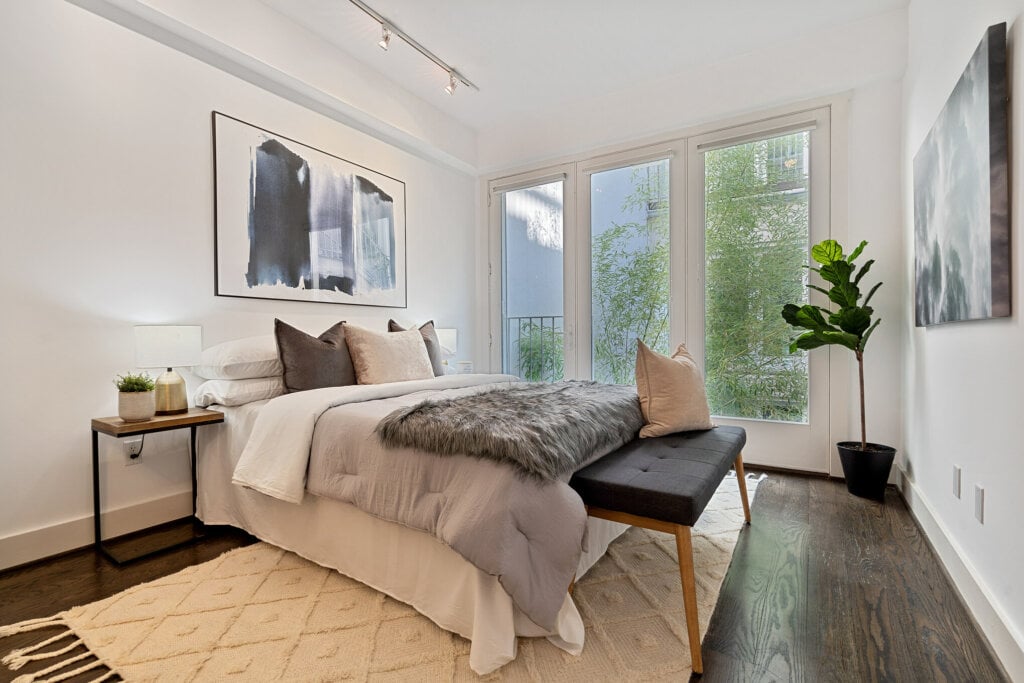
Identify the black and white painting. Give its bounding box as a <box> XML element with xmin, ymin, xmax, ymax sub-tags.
<box><xmin>913</xmin><ymin>23</ymin><xmax>1009</xmax><ymax>326</ymax></box>
<box><xmin>213</xmin><ymin>113</ymin><xmax>406</xmax><ymax>307</ymax></box>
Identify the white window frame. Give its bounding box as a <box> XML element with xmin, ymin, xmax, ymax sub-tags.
<box><xmin>486</xmin><ymin>165</ymin><xmax>577</xmax><ymax>377</ymax></box>
<box><xmin>574</xmin><ymin>142</ymin><xmax>685</xmax><ymax>379</ymax></box>
<box><xmin>483</xmin><ymin>95</ymin><xmax>850</xmax><ymax>474</ymax></box>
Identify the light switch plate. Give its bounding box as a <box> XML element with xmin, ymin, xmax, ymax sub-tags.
<box><xmin>953</xmin><ymin>465</ymin><xmax>962</xmax><ymax>499</ymax></box>
<box><xmin>974</xmin><ymin>484</ymin><xmax>984</xmax><ymax>524</ymax></box>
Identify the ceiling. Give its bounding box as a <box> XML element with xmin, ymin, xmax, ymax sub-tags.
<box><xmin>260</xmin><ymin>0</ymin><xmax>908</xmax><ymax>132</ymax></box>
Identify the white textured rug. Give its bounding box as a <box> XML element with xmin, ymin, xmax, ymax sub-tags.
<box><xmin>1</xmin><ymin>475</ymin><xmax>758</xmax><ymax>682</ymax></box>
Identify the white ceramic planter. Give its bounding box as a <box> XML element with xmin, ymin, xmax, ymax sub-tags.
<box><xmin>118</xmin><ymin>391</ymin><xmax>156</xmax><ymax>422</ymax></box>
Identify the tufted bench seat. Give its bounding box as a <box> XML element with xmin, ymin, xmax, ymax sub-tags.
<box><xmin>569</xmin><ymin>425</ymin><xmax>751</xmax><ymax>675</ymax></box>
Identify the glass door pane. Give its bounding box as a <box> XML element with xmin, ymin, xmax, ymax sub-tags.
<box><xmin>501</xmin><ymin>181</ymin><xmax>564</xmax><ymax>381</ymax></box>
<box><xmin>703</xmin><ymin>131</ymin><xmax>810</xmax><ymax>421</ymax></box>
<box><xmin>590</xmin><ymin>159</ymin><xmax>671</xmax><ymax>384</ymax></box>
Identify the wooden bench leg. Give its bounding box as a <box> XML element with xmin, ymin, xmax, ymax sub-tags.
<box><xmin>734</xmin><ymin>453</ymin><xmax>751</xmax><ymax>524</ymax></box>
<box><xmin>674</xmin><ymin>524</ymin><xmax>703</xmax><ymax>675</ymax></box>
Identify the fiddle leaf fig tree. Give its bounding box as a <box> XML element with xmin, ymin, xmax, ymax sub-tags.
<box><xmin>781</xmin><ymin>239</ymin><xmax>882</xmax><ymax>450</ymax></box>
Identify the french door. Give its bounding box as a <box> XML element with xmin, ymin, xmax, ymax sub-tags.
<box><xmin>489</xmin><ymin>168</ymin><xmax>576</xmax><ymax>380</ymax></box>
<box><xmin>490</xmin><ymin>107</ymin><xmax>834</xmax><ymax>473</ymax></box>
<box><xmin>686</xmin><ymin>109</ymin><xmax>832</xmax><ymax>472</ymax></box>
<box><xmin>575</xmin><ymin>144</ymin><xmax>684</xmax><ymax>384</ymax></box>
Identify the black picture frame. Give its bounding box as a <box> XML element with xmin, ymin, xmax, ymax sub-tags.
<box><xmin>212</xmin><ymin>112</ymin><xmax>408</xmax><ymax>308</ymax></box>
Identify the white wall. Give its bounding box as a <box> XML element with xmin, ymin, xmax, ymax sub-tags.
<box><xmin>477</xmin><ymin>9</ymin><xmax>908</xmax><ymax>173</ymax></box>
<box><xmin>902</xmin><ymin>1</ymin><xmax>1024</xmax><ymax>676</ymax></box>
<box><xmin>73</xmin><ymin>0</ymin><xmax>479</xmax><ymax>171</ymax></box>
<box><xmin>0</xmin><ymin>0</ymin><xmax>477</xmax><ymax>567</ymax></box>
<box><xmin>848</xmin><ymin>80</ymin><xmax>905</xmax><ymax>458</ymax></box>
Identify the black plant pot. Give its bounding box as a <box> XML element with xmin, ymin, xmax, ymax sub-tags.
<box><xmin>836</xmin><ymin>442</ymin><xmax>897</xmax><ymax>501</ymax></box>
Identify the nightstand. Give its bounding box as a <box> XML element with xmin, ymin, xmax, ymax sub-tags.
<box><xmin>91</xmin><ymin>408</ymin><xmax>224</xmax><ymax>565</ymax></box>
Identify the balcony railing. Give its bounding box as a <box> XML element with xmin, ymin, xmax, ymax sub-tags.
<box><xmin>503</xmin><ymin>315</ymin><xmax>564</xmax><ymax>382</ymax></box>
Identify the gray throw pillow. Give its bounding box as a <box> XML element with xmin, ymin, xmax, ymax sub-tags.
<box><xmin>388</xmin><ymin>319</ymin><xmax>444</xmax><ymax>376</ymax></box>
<box><xmin>274</xmin><ymin>319</ymin><xmax>356</xmax><ymax>393</ymax></box>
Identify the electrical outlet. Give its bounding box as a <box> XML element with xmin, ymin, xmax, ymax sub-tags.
<box><xmin>953</xmin><ymin>465</ymin><xmax>962</xmax><ymax>499</ymax></box>
<box><xmin>974</xmin><ymin>484</ymin><xmax>984</xmax><ymax>524</ymax></box>
<box><xmin>123</xmin><ymin>438</ymin><xmax>144</xmax><ymax>465</ymax></box>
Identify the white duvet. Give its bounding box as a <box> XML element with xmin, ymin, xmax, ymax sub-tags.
<box><xmin>232</xmin><ymin>374</ymin><xmax>517</xmax><ymax>503</ymax></box>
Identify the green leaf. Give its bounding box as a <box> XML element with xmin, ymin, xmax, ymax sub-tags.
<box><xmin>860</xmin><ymin>319</ymin><xmax>881</xmax><ymax>351</ymax></box>
<box><xmin>828</xmin><ymin>281</ymin><xmax>860</xmax><ymax>307</ymax></box>
<box><xmin>853</xmin><ymin>259</ymin><xmax>874</xmax><ymax>285</ymax></box>
<box><xmin>830</xmin><ymin>307</ymin><xmax>872</xmax><ymax>336</ymax></box>
<box><xmin>847</xmin><ymin>240</ymin><xmax>867</xmax><ymax>263</ymax></box>
<box><xmin>818</xmin><ymin>259</ymin><xmax>853</xmax><ymax>285</ymax></box>
<box><xmin>790</xmin><ymin>332</ymin><xmax>828</xmax><ymax>352</ymax></box>
<box><xmin>863</xmin><ymin>281</ymin><xmax>883</xmax><ymax>306</ymax></box>
<box><xmin>808</xmin><ymin>284</ymin><xmax>832</xmax><ymax>298</ymax></box>
<box><xmin>814</xmin><ymin>329</ymin><xmax>860</xmax><ymax>351</ymax></box>
<box><xmin>795</xmin><ymin>304</ymin><xmax>829</xmax><ymax>328</ymax></box>
<box><xmin>811</xmin><ymin>239</ymin><xmax>844</xmax><ymax>265</ymax></box>
<box><xmin>781</xmin><ymin>303</ymin><xmax>803</xmax><ymax>327</ymax></box>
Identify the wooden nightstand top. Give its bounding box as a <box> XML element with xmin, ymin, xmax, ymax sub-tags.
<box><xmin>91</xmin><ymin>408</ymin><xmax>224</xmax><ymax>437</ymax></box>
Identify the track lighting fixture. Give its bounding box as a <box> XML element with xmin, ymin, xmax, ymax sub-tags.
<box><xmin>349</xmin><ymin>0</ymin><xmax>479</xmax><ymax>96</ymax></box>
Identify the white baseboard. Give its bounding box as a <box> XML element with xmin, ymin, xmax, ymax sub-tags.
<box><xmin>0</xmin><ymin>490</ymin><xmax>192</xmax><ymax>571</ymax></box>
<box><xmin>897</xmin><ymin>468</ymin><xmax>1024</xmax><ymax>681</ymax></box>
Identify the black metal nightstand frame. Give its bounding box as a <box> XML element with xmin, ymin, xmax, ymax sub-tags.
<box><xmin>91</xmin><ymin>409</ymin><xmax>223</xmax><ymax>565</ymax></box>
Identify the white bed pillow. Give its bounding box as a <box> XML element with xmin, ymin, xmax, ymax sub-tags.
<box><xmin>194</xmin><ymin>377</ymin><xmax>286</xmax><ymax>407</ymax></box>
<box><xmin>344</xmin><ymin>323</ymin><xmax>435</xmax><ymax>384</ymax></box>
<box><xmin>195</xmin><ymin>335</ymin><xmax>282</xmax><ymax>380</ymax></box>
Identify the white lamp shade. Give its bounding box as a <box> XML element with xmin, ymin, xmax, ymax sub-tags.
<box><xmin>435</xmin><ymin>328</ymin><xmax>457</xmax><ymax>358</ymax></box>
<box><xmin>135</xmin><ymin>325</ymin><xmax>202</xmax><ymax>368</ymax></box>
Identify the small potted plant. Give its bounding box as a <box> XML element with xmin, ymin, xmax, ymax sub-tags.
<box><xmin>114</xmin><ymin>371</ymin><xmax>156</xmax><ymax>422</ymax></box>
<box><xmin>781</xmin><ymin>239</ymin><xmax>896</xmax><ymax>500</ymax></box>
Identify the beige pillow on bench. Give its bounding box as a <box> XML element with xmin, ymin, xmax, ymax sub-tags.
<box><xmin>635</xmin><ymin>339</ymin><xmax>714</xmax><ymax>438</ymax></box>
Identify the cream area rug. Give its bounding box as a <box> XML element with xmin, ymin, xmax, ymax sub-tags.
<box><xmin>1</xmin><ymin>475</ymin><xmax>759</xmax><ymax>682</ymax></box>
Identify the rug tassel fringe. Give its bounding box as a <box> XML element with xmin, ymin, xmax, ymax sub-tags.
<box><xmin>0</xmin><ymin>617</ymin><xmax>67</xmax><ymax>638</ymax></box>
<box><xmin>2</xmin><ymin>616</ymin><xmax>116</xmax><ymax>682</ymax></box>
<box><xmin>9</xmin><ymin>651</ymin><xmax>93</xmax><ymax>683</ymax></box>
<box><xmin>13</xmin><ymin>656</ymin><xmax>107</xmax><ymax>683</ymax></box>
<box><xmin>3</xmin><ymin>633</ymin><xmax>82</xmax><ymax>670</ymax></box>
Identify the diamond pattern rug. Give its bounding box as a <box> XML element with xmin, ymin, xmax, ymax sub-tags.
<box><xmin>1</xmin><ymin>475</ymin><xmax>758</xmax><ymax>682</ymax></box>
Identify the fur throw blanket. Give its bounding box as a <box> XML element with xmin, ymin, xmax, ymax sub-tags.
<box><xmin>375</xmin><ymin>380</ymin><xmax>642</xmax><ymax>481</ymax></box>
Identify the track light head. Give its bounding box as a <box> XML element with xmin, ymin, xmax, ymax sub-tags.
<box><xmin>349</xmin><ymin>0</ymin><xmax>478</xmax><ymax>93</ymax></box>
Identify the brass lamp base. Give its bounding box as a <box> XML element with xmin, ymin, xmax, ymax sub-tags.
<box><xmin>155</xmin><ymin>368</ymin><xmax>188</xmax><ymax>415</ymax></box>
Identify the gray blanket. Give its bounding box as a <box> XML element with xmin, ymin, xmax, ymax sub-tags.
<box><xmin>303</xmin><ymin>380</ymin><xmax>640</xmax><ymax>631</ymax></box>
<box><xmin>376</xmin><ymin>380</ymin><xmax>643</xmax><ymax>481</ymax></box>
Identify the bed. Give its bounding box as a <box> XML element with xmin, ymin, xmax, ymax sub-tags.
<box><xmin>195</xmin><ymin>373</ymin><xmax>631</xmax><ymax>675</ymax></box>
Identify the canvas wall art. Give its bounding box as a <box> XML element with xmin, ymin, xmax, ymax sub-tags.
<box><xmin>913</xmin><ymin>23</ymin><xmax>1009</xmax><ymax>327</ymax></box>
<box><xmin>213</xmin><ymin>112</ymin><xmax>407</xmax><ymax>307</ymax></box>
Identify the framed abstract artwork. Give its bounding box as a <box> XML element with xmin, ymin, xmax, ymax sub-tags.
<box><xmin>913</xmin><ymin>23</ymin><xmax>1009</xmax><ymax>326</ymax></box>
<box><xmin>213</xmin><ymin>112</ymin><xmax>407</xmax><ymax>307</ymax></box>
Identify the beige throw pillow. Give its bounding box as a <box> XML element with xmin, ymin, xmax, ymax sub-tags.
<box><xmin>388</xmin><ymin>319</ymin><xmax>445</xmax><ymax>376</ymax></box>
<box><xmin>344</xmin><ymin>323</ymin><xmax>435</xmax><ymax>385</ymax></box>
<box><xmin>635</xmin><ymin>339</ymin><xmax>714</xmax><ymax>438</ymax></box>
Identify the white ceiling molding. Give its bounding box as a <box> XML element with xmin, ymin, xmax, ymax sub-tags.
<box><xmin>65</xmin><ymin>0</ymin><xmax>479</xmax><ymax>175</ymax></box>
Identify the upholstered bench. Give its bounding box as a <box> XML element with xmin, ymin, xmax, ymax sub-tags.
<box><xmin>569</xmin><ymin>425</ymin><xmax>751</xmax><ymax>675</ymax></box>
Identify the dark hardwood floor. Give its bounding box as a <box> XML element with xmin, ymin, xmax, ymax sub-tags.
<box><xmin>0</xmin><ymin>474</ymin><xmax>1008</xmax><ymax>682</ymax></box>
<box><xmin>699</xmin><ymin>475</ymin><xmax>1008</xmax><ymax>682</ymax></box>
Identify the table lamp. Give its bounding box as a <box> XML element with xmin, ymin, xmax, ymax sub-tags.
<box><xmin>435</xmin><ymin>328</ymin><xmax>457</xmax><ymax>373</ymax></box>
<box><xmin>134</xmin><ymin>325</ymin><xmax>202</xmax><ymax>415</ymax></box>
